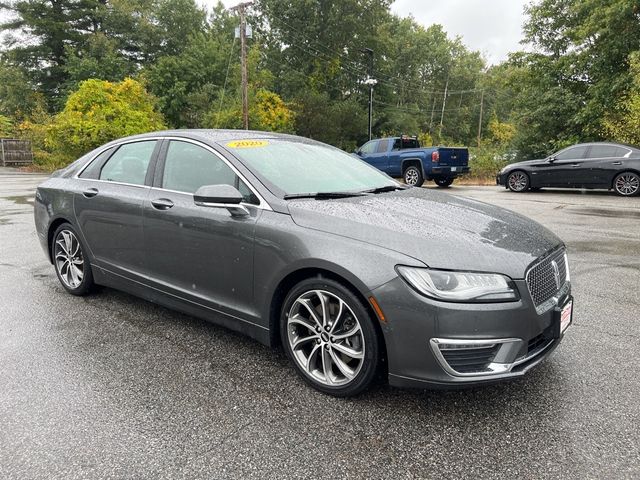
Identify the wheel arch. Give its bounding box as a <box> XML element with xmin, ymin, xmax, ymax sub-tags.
<box><xmin>401</xmin><ymin>157</ymin><xmax>425</xmax><ymax>177</ymax></box>
<box><xmin>611</xmin><ymin>168</ymin><xmax>640</xmax><ymax>189</ymax></box>
<box><xmin>46</xmin><ymin>217</ymin><xmax>75</xmax><ymax>264</ymax></box>
<box><xmin>267</xmin><ymin>266</ymin><xmax>388</xmax><ymax>364</ymax></box>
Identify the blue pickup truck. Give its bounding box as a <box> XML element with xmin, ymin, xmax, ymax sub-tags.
<box><xmin>354</xmin><ymin>136</ymin><xmax>470</xmax><ymax>187</ymax></box>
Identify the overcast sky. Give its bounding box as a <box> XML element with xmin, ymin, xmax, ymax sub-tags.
<box><xmin>215</xmin><ymin>0</ymin><xmax>530</xmax><ymax>65</ymax></box>
<box><xmin>390</xmin><ymin>0</ymin><xmax>529</xmax><ymax>64</ymax></box>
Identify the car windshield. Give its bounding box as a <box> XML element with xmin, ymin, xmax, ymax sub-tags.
<box><xmin>222</xmin><ymin>139</ymin><xmax>397</xmax><ymax>196</ymax></box>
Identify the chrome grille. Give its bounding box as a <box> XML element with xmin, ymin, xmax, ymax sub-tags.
<box><xmin>526</xmin><ymin>248</ymin><xmax>568</xmax><ymax>309</ymax></box>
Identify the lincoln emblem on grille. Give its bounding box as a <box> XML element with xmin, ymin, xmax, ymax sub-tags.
<box><xmin>551</xmin><ymin>260</ymin><xmax>561</xmax><ymax>289</ymax></box>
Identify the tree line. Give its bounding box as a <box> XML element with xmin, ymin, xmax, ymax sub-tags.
<box><xmin>0</xmin><ymin>0</ymin><xmax>639</xmax><ymax>171</ymax></box>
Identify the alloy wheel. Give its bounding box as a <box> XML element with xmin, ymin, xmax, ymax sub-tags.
<box><xmin>614</xmin><ymin>173</ymin><xmax>640</xmax><ymax>196</ymax></box>
<box><xmin>286</xmin><ymin>290</ymin><xmax>365</xmax><ymax>387</ymax></box>
<box><xmin>405</xmin><ymin>168</ymin><xmax>419</xmax><ymax>186</ymax></box>
<box><xmin>508</xmin><ymin>171</ymin><xmax>529</xmax><ymax>192</ymax></box>
<box><xmin>54</xmin><ymin>229</ymin><xmax>84</xmax><ymax>289</ymax></box>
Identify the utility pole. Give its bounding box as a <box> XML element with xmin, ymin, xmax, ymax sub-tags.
<box><xmin>362</xmin><ymin>48</ymin><xmax>377</xmax><ymax>141</ymax></box>
<box><xmin>438</xmin><ymin>76</ymin><xmax>449</xmax><ymax>139</ymax></box>
<box><xmin>477</xmin><ymin>89</ymin><xmax>485</xmax><ymax>147</ymax></box>
<box><xmin>231</xmin><ymin>1</ymin><xmax>253</xmax><ymax>130</ymax></box>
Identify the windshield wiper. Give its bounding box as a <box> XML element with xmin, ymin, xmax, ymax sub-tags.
<box><xmin>362</xmin><ymin>185</ymin><xmax>408</xmax><ymax>194</ymax></box>
<box><xmin>283</xmin><ymin>191</ymin><xmax>368</xmax><ymax>200</ymax></box>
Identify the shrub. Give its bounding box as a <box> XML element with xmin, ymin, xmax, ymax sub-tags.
<box><xmin>45</xmin><ymin>78</ymin><xmax>165</xmax><ymax>164</ymax></box>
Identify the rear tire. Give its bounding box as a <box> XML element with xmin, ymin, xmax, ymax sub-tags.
<box><xmin>403</xmin><ymin>165</ymin><xmax>424</xmax><ymax>187</ymax></box>
<box><xmin>51</xmin><ymin>223</ymin><xmax>94</xmax><ymax>296</ymax></box>
<box><xmin>434</xmin><ymin>177</ymin><xmax>454</xmax><ymax>188</ymax></box>
<box><xmin>507</xmin><ymin>171</ymin><xmax>530</xmax><ymax>192</ymax></box>
<box><xmin>280</xmin><ymin>277</ymin><xmax>380</xmax><ymax>397</ymax></box>
<box><xmin>613</xmin><ymin>172</ymin><xmax>640</xmax><ymax>196</ymax></box>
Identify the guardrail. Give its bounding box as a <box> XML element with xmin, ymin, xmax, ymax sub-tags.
<box><xmin>1</xmin><ymin>139</ymin><xmax>34</xmax><ymax>167</ymax></box>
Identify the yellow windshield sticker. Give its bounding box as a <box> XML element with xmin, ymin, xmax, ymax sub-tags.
<box><xmin>226</xmin><ymin>139</ymin><xmax>269</xmax><ymax>149</ymax></box>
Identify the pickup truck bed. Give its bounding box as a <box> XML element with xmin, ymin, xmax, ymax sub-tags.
<box><xmin>355</xmin><ymin>137</ymin><xmax>470</xmax><ymax>187</ymax></box>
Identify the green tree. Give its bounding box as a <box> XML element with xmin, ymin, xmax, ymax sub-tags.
<box><xmin>46</xmin><ymin>78</ymin><xmax>165</xmax><ymax>161</ymax></box>
<box><xmin>509</xmin><ymin>0</ymin><xmax>640</xmax><ymax>157</ymax></box>
<box><xmin>0</xmin><ymin>59</ymin><xmax>41</xmax><ymax>119</ymax></box>
<box><xmin>0</xmin><ymin>0</ymin><xmax>101</xmax><ymax>101</ymax></box>
<box><xmin>62</xmin><ymin>33</ymin><xmax>135</xmax><ymax>94</ymax></box>
<box><xmin>604</xmin><ymin>53</ymin><xmax>640</xmax><ymax>145</ymax></box>
<box><xmin>0</xmin><ymin>114</ymin><xmax>14</xmax><ymax>136</ymax></box>
<box><xmin>210</xmin><ymin>88</ymin><xmax>295</xmax><ymax>133</ymax></box>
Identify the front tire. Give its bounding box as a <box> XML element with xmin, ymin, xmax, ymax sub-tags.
<box><xmin>280</xmin><ymin>277</ymin><xmax>380</xmax><ymax>397</ymax></box>
<box><xmin>434</xmin><ymin>177</ymin><xmax>454</xmax><ymax>188</ymax></box>
<box><xmin>52</xmin><ymin>223</ymin><xmax>94</xmax><ymax>295</ymax></box>
<box><xmin>613</xmin><ymin>172</ymin><xmax>640</xmax><ymax>196</ymax></box>
<box><xmin>403</xmin><ymin>165</ymin><xmax>424</xmax><ymax>187</ymax></box>
<box><xmin>507</xmin><ymin>170</ymin><xmax>530</xmax><ymax>192</ymax></box>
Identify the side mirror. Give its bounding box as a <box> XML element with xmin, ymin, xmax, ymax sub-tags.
<box><xmin>547</xmin><ymin>156</ymin><xmax>557</xmax><ymax>163</ymax></box>
<box><xmin>194</xmin><ymin>184</ymin><xmax>249</xmax><ymax>217</ymax></box>
<box><xmin>354</xmin><ymin>150</ymin><xmax>361</xmax><ymax>155</ymax></box>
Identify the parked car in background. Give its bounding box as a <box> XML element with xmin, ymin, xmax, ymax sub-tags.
<box><xmin>355</xmin><ymin>135</ymin><xmax>470</xmax><ymax>187</ymax></box>
<box><xmin>497</xmin><ymin>142</ymin><xmax>640</xmax><ymax>196</ymax></box>
<box><xmin>35</xmin><ymin>130</ymin><xmax>571</xmax><ymax>397</ymax></box>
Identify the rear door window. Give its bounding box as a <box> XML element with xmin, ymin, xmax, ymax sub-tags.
<box><xmin>375</xmin><ymin>139</ymin><xmax>390</xmax><ymax>153</ymax></box>
<box><xmin>99</xmin><ymin>141</ymin><xmax>157</xmax><ymax>185</ymax></box>
<box><xmin>588</xmin><ymin>145</ymin><xmax>629</xmax><ymax>158</ymax></box>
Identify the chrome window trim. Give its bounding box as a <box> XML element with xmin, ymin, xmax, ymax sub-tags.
<box><xmin>73</xmin><ymin>136</ymin><xmax>272</xmax><ymax>211</ymax></box>
<box><xmin>74</xmin><ymin>177</ymin><xmax>151</xmax><ymax>189</ymax></box>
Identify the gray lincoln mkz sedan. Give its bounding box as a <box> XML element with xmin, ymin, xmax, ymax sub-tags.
<box><xmin>35</xmin><ymin>130</ymin><xmax>573</xmax><ymax>397</ymax></box>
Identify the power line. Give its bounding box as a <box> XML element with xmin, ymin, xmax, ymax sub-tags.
<box><xmin>214</xmin><ymin>36</ymin><xmax>237</xmax><ymax>126</ymax></box>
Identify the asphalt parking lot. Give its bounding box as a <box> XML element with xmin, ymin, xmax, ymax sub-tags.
<box><xmin>1</xmin><ymin>168</ymin><xmax>639</xmax><ymax>479</ymax></box>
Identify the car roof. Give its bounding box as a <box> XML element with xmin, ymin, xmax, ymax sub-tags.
<box><xmin>106</xmin><ymin>129</ymin><xmax>322</xmax><ymax>146</ymax></box>
<box><xmin>570</xmin><ymin>141</ymin><xmax>640</xmax><ymax>151</ymax></box>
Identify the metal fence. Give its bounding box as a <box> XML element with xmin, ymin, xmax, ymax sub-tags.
<box><xmin>1</xmin><ymin>139</ymin><xmax>34</xmax><ymax>167</ymax></box>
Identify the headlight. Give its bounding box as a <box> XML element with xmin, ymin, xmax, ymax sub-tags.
<box><xmin>396</xmin><ymin>266</ymin><xmax>519</xmax><ymax>302</ymax></box>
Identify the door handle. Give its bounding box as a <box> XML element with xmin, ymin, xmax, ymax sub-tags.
<box><xmin>571</xmin><ymin>163</ymin><xmax>581</xmax><ymax>167</ymax></box>
<box><xmin>82</xmin><ymin>187</ymin><xmax>99</xmax><ymax>198</ymax></box>
<box><xmin>612</xmin><ymin>162</ymin><xmax>622</xmax><ymax>165</ymax></box>
<box><xmin>151</xmin><ymin>198</ymin><xmax>174</xmax><ymax>210</ymax></box>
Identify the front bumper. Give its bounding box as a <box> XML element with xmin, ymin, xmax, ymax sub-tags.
<box><xmin>370</xmin><ymin>277</ymin><xmax>570</xmax><ymax>389</ymax></box>
<box><xmin>496</xmin><ymin>172</ymin><xmax>506</xmax><ymax>186</ymax></box>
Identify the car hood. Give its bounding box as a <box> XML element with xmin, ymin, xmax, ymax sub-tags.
<box><xmin>504</xmin><ymin>158</ymin><xmax>546</xmax><ymax>169</ymax></box>
<box><xmin>287</xmin><ymin>188</ymin><xmax>562</xmax><ymax>279</ymax></box>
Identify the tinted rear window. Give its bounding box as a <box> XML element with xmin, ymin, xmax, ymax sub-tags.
<box><xmin>588</xmin><ymin>145</ymin><xmax>629</xmax><ymax>158</ymax></box>
<box><xmin>99</xmin><ymin>141</ymin><xmax>157</xmax><ymax>185</ymax></box>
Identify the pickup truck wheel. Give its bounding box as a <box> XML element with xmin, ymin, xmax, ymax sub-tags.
<box><xmin>403</xmin><ymin>166</ymin><xmax>424</xmax><ymax>187</ymax></box>
<box><xmin>434</xmin><ymin>177</ymin><xmax>454</xmax><ymax>188</ymax></box>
